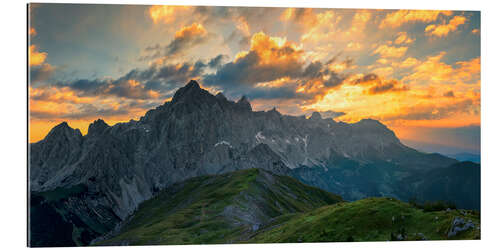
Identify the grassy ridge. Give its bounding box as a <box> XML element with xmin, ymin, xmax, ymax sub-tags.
<box><xmin>97</xmin><ymin>168</ymin><xmax>342</xmax><ymax>245</ymax></box>
<box><xmin>249</xmin><ymin>197</ymin><xmax>480</xmax><ymax>242</ymax></box>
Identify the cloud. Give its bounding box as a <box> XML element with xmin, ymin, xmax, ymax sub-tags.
<box><xmin>444</xmin><ymin>90</ymin><xmax>455</xmax><ymax>97</ymax></box>
<box><xmin>373</xmin><ymin>44</ymin><xmax>408</xmax><ymax>58</ymax></box>
<box><xmin>394</xmin><ymin>32</ymin><xmax>414</xmax><ymax>45</ymax></box>
<box><xmin>425</xmin><ymin>16</ymin><xmax>467</xmax><ymax>37</ymax></box>
<box><xmin>30</xmin><ymin>63</ymin><xmax>55</xmax><ymax>83</ymax></box>
<box><xmin>166</xmin><ymin>23</ymin><xmax>208</xmax><ymax>55</ymax></box>
<box><xmin>367</xmin><ymin>79</ymin><xmax>409</xmax><ymax>95</ymax></box>
<box><xmin>29</xmin><ymin>85</ymin><xmax>163</xmax><ymax>121</ymax></box>
<box><xmin>203</xmin><ymin>32</ymin><xmax>304</xmax><ymax>87</ymax></box>
<box><xmin>382</xmin><ymin>99</ymin><xmax>477</xmax><ymax>121</ymax></box>
<box><xmin>30</xmin><ymin>104</ymin><xmax>130</xmax><ymax>120</ymax></box>
<box><xmin>61</xmin><ymin>78</ymin><xmax>161</xmax><ymax>100</ymax></box>
<box><xmin>379</xmin><ymin>10</ymin><xmax>453</xmax><ymax>28</ymax></box>
<box><xmin>149</xmin><ymin>5</ymin><xmax>193</xmax><ymax>24</ymax></box>
<box><xmin>351</xmin><ymin>73</ymin><xmax>409</xmax><ymax>95</ymax></box>
<box><xmin>30</xmin><ymin>86</ymin><xmax>95</xmax><ymax>104</ymax></box>
<box><xmin>29</xmin><ymin>27</ymin><xmax>37</xmax><ymax>36</ymax></box>
<box><xmin>142</xmin><ymin>23</ymin><xmax>209</xmax><ymax>60</ymax></box>
<box><xmin>208</xmin><ymin>54</ymin><xmax>228</xmax><ymax>69</ymax></box>
<box><xmin>202</xmin><ymin>32</ymin><xmax>353</xmax><ymax>105</ymax></box>
<box><xmin>316</xmin><ymin>110</ymin><xmax>346</xmax><ymax>119</ymax></box>
<box><xmin>403</xmin><ymin>52</ymin><xmax>480</xmax><ymax>85</ymax></box>
<box><xmin>29</xmin><ymin>45</ymin><xmax>47</xmax><ymax>66</ymax></box>
<box><xmin>281</xmin><ymin>8</ymin><xmax>318</xmax><ymax>29</ymax></box>
<box><xmin>56</xmin><ymin>54</ymin><xmax>226</xmax><ymax>101</ymax></box>
<box><xmin>29</xmin><ymin>44</ymin><xmax>55</xmax><ymax>84</ymax></box>
<box><xmin>346</xmin><ymin>42</ymin><xmax>362</xmax><ymax>51</ymax></box>
<box><xmin>400</xmin><ymin>57</ymin><xmax>420</xmax><ymax>68</ymax></box>
<box><xmin>202</xmin><ymin>32</ymin><xmax>352</xmax><ymax>103</ymax></box>
<box><xmin>352</xmin><ymin>73</ymin><xmax>379</xmax><ymax>85</ymax></box>
<box><xmin>350</xmin><ymin>10</ymin><xmax>372</xmax><ymax>33</ymax></box>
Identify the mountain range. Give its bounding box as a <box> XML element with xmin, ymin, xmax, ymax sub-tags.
<box><xmin>29</xmin><ymin>80</ymin><xmax>480</xmax><ymax>246</ymax></box>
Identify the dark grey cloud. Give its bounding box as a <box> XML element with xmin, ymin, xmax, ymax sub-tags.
<box><xmin>202</xmin><ymin>42</ymin><xmax>349</xmax><ymax>102</ymax></box>
<box><xmin>57</xmin><ymin>78</ymin><xmax>157</xmax><ymax>100</ymax></box>
<box><xmin>30</xmin><ymin>64</ymin><xmax>55</xmax><ymax>84</ymax></box>
<box><xmin>140</xmin><ymin>23</ymin><xmax>211</xmax><ymax>61</ymax></box>
<box><xmin>165</xmin><ymin>33</ymin><xmax>207</xmax><ymax>57</ymax></box>
<box><xmin>444</xmin><ymin>90</ymin><xmax>455</xmax><ymax>98</ymax></box>
<box><xmin>304</xmin><ymin>110</ymin><xmax>347</xmax><ymax>119</ymax></box>
<box><xmin>350</xmin><ymin>73</ymin><xmax>409</xmax><ymax>95</ymax></box>
<box><xmin>30</xmin><ymin>101</ymin><xmax>162</xmax><ymax>120</ymax></box>
<box><xmin>320</xmin><ymin>110</ymin><xmax>347</xmax><ymax>119</ymax></box>
<box><xmin>352</xmin><ymin>73</ymin><xmax>380</xmax><ymax>85</ymax></box>
<box><xmin>203</xmin><ymin>49</ymin><xmax>304</xmax><ymax>88</ymax></box>
<box><xmin>208</xmin><ymin>54</ymin><xmax>228</xmax><ymax>69</ymax></box>
<box><xmin>56</xmin><ymin>55</ymin><xmax>226</xmax><ymax>100</ymax></box>
<box><xmin>223</xmin><ymin>84</ymin><xmax>313</xmax><ymax>101</ymax></box>
<box><xmin>367</xmin><ymin>80</ymin><xmax>409</xmax><ymax>95</ymax></box>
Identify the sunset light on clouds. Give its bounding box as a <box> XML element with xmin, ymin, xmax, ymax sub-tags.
<box><xmin>28</xmin><ymin>4</ymin><xmax>480</xmax><ymax>154</ymax></box>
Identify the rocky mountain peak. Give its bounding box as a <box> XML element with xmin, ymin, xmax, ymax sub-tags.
<box><xmin>236</xmin><ymin>95</ymin><xmax>252</xmax><ymax>111</ymax></box>
<box><xmin>170</xmin><ymin>80</ymin><xmax>208</xmax><ymax>104</ymax></box>
<box><xmin>186</xmin><ymin>79</ymin><xmax>200</xmax><ymax>89</ymax></box>
<box><xmin>215</xmin><ymin>92</ymin><xmax>227</xmax><ymax>101</ymax></box>
<box><xmin>309</xmin><ymin>112</ymin><xmax>322</xmax><ymax>121</ymax></box>
<box><xmin>88</xmin><ymin>119</ymin><xmax>110</xmax><ymax>136</ymax></box>
<box><xmin>44</xmin><ymin>121</ymin><xmax>82</xmax><ymax>143</ymax></box>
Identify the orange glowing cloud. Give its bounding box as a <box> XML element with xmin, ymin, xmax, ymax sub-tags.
<box><xmin>394</xmin><ymin>32</ymin><xmax>414</xmax><ymax>45</ymax></box>
<box><xmin>425</xmin><ymin>16</ymin><xmax>467</xmax><ymax>37</ymax></box>
<box><xmin>149</xmin><ymin>5</ymin><xmax>192</xmax><ymax>24</ymax></box>
<box><xmin>246</xmin><ymin>31</ymin><xmax>303</xmax><ymax>66</ymax></box>
<box><xmin>379</xmin><ymin>10</ymin><xmax>453</xmax><ymax>28</ymax></box>
<box><xmin>400</xmin><ymin>57</ymin><xmax>420</xmax><ymax>68</ymax></box>
<box><xmin>346</xmin><ymin>42</ymin><xmax>362</xmax><ymax>51</ymax></box>
<box><xmin>30</xmin><ymin>86</ymin><xmax>96</xmax><ymax>104</ymax></box>
<box><xmin>29</xmin><ymin>85</ymin><xmax>161</xmax><ymax>142</ymax></box>
<box><xmin>300</xmin><ymin>9</ymin><xmax>368</xmax><ymax>46</ymax></box>
<box><xmin>373</xmin><ymin>44</ymin><xmax>408</xmax><ymax>58</ymax></box>
<box><xmin>349</xmin><ymin>10</ymin><xmax>371</xmax><ymax>33</ymax></box>
<box><xmin>403</xmin><ymin>52</ymin><xmax>480</xmax><ymax>85</ymax></box>
<box><xmin>280</xmin><ymin>8</ymin><xmax>318</xmax><ymax>29</ymax></box>
<box><xmin>235</xmin><ymin>16</ymin><xmax>250</xmax><ymax>36</ymax></box>
<box><xmin>29</xmin><ymin>27</ymin><xmax>37</xmax><ymax>36</ymax></box>
<box><xmin>174</xmin><ymin>23</ymin><xmax>207</xmax><ymax>39</ymax></box>
<box><xmin>29</xmin><ymin>45</ymin><xmax>47</xmax><ymax>66</ymax></box>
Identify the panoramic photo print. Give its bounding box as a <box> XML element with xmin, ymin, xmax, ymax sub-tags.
<box><xmin>28</xmin><ymin>4</ymin><xmax>480</xmax><ymax>247</ymax></box>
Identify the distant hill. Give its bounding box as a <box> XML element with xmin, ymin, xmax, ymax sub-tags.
<box><xmin>401</xmin><ymin>139</ymin><xmax>479</xmax><ymax>158</ymax></box>
<box><xmin>446</xmin><ymin>153</ymin><xmax>480</xmax><ymax>163</ymax></box>
<box><xmin>400</xmin><ymin>161</ymin><xmax>480</xmax><ymax>210</ymax></box>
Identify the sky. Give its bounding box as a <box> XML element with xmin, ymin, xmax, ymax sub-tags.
<box><xmin>28</xmin><ymin>4</ymin><xmax>480</xmax><ymax>154</ymax></box>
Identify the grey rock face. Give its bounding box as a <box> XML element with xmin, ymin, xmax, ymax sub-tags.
<box><xmin>29</xmin><ymin>80</ymin><xmax>460</xmax><ymax>243</ymax></box>
<box><xmin>448</xmin><ymin>217</ymin><xmax>475</xmax><ymax>237</ymax></box>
